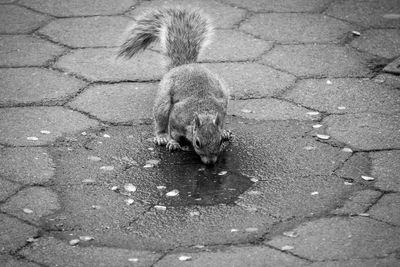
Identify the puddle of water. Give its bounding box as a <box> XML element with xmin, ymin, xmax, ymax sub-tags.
<box><xmin>155</xmin><ymin>149</ymin><xmax>254</xmax><ymax>206</ymax></box>
<box><xmin>53</xmin><ymin>127</ymin><xmax>254</xmax><ymax>207</ymax></box>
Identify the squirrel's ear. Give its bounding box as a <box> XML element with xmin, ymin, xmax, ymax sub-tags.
<box><xmin>213</xmin><ymin>113</ymin><xmax>222</xmax><ymax>126</ymax></box>
<box><xmin>194</xmin><ymin>113</ymin><xmax>201</xmax><ymax>129</ymax></box>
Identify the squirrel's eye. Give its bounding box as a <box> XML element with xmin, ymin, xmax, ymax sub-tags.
<box><xmin>195</xmin><ymin>138</ymin><xmax>201</xmax><ymax>148</ymax></box>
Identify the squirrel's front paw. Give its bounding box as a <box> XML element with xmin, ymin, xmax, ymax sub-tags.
<box><xmin>222</xmin><ymin>129</ymin><xmax>233</xmax><ymax>141</ymax></box>
<box><xmin>154</xmin><ymin>134</ymin><xmax>168</xmax><ymax>146</ymax></box>
<box><xmin>166</xmin><ymin>140</ymin><xmax>181</xmax><ymax>151</ymax></box>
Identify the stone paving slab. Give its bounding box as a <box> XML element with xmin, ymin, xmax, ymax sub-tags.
<box><xmin>240</xmin><ymin>13</ymin><xmax>353</xmax><ymax>43</ymax></box>
<box><xmin>0</xmin><ymin>254</ymin><xmax>41</xmax><ymax>267</ymax></box>
<box><xmin>283</xmin><ymin>78</ymin><xmax>400</xmax><ymax>114</ymax></box>
<box><xmin>221</xmin><ymin>0</ymin><xmax>332</xmax><ymax>12</ymax></box>
<box><xmin>368</xmin><ymin>193</ymin><xmax>400</xmax><ymax>226</ymax></box>
<box><xmin>0</xmin><ymin>214</ymin><xmax>38</xmax><ymax>253</ymax></box>
<box><xmin>383</xmin><ymin>57</ymin><xmax>400</xmax><ymax>75</ymax></box>
<box><xmin>48</xmin><ymin>184</ymin><xmax>147</xmax><ymax>236</ymax></box>
<box><xmin>0</xmin><ymin>5</ymin><xmax>51</xmax><ymax>34</ymax></box>
<box><xmin>19</xmin><ymin>237</ymin><xmax>161</xmax><ymax>267</ymax></box>
<box><xmin>351</xmin><ymin>29</ymin><xmax>400</xmax><ymax>59</ymax></box>
<box><xmin>0</xmin><ymin>68</ymin><xmax>86</xmax><ymax>107</ymax></box>
<box><xmin>236</xmin><ymin>174</ymin><xmax>355</xmax><ymax>220</ymax></box>
<box><xmin>0</xmin><ymin>178</ymin><xmax>21</xmax><ymax>202</ymax></box>
<box><xmin>331</xmin><ymin>189</ymin><xmax>382</xmax><ymax>215</ymax></box>
<box><xmin>373</xmin><ymin>73</ymin><xmax>400</xmax><ymax>88</ymax></box>
<box><xmin>0</xmin><ymin>147</ymin><xmax>54</xmax><ymax>185</ymax></box>
<box><xmin>38</xmin><ymin>16</ymin><xmax>133</xmax><ymax>48</ymax></box>
<box><xmin>127</xmin><ymin>0</ymin><xmax>246</xmax><ymax>29</ymax></box>
<box><xmin>19</xmin><ymin>0</ymin><xmax>139</xmax><ymax>17</ymax></box>
<box><xmin>155</xmin><ymin>245</ymin><xmax>307</xmax><ymax>267</ymax></box>
<box><xmin>335</xmin><ymin>153</ymin><xmax>372</xmax><ymax>184</ymax></box>
<box><xmin>1</xmin><ymin>187</ymin><xmax>60</xmax><ymax>223</ymax></box>
<box><xmin>267</xmin><ymin>216</ymin><xmax>400</xmax><ymax>261</ymax></box>
<box><xmin>199</xmin><ymin>30</ymin><xmax>272</xmax><ymax>62</ymax></box>
<box><xmin>55</xmin><ymin>48</ymin><xmax>163</xmax><ymax>82</ymax></box>
<box><xmin>308</xmin><ymin>256</ymin><xmax>400</xmax><ymax>267</ymax></box>
<box><xmin>68</xmin><ymin>82</ymin><xmax>157</xmax><ymax>123</ymax></box>
<box><xmin>261</xmin><ymin>44</ymin><xmax>371</xmax><ymax>78</ymax></box>
<box><xmin>0</xmin><ymin>147</ymin><xmax>54</xmax><ymax>187</ymax></box>
<box><xmin>204</xmin><ymin>63</ymin><xmax>296</xmax><ymax>99</ymax></box>
<box><xmin>226</xmin><ymin>118</ymin><xmax>349</xmax><ymax>178</ymax></box>
<box><xmin>371</xmin><ymin>150</ymin><xmax>400</xmax><ymax>192</ymax></box>
<box><xmin>324</xmin><ymin>113</ymin><xmax>400</xmax><ymax>150</ymax></box>
<box><xmin>0</xmin><ymin>35</ymin><xmax>65</xmax><ymax>67</ymax></box>
<box><xmin>228</xmin><ymin>98</ymin><xmax>318</xmax><ymax>120</ymax></box>
<box><xmin>326</xmin><ymin>0</ymin><xmax>400</xmax><ymax>28</ymax></box>
<box><xmin>0</xmin><ymin>107</ymin><xmax>98</xmax><ymax>146</ymax></box>
<box><xmin>124</xmin><ymin>205</ymin><xmax>274</xmax><ymax>250</ymax></box>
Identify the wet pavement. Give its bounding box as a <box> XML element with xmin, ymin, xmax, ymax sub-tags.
<box><xmin>1</xmin><ymin>0</ymin><xmax>400</xmax><ymax>266</ymax></box>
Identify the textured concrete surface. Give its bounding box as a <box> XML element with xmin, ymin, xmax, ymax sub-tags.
<box><xmin>19</xmin><ymin>0</ymin><xmax>139</xmax><ymax>16</ymax></box>
<box><xmin>0</xmin><ymin>147</ymin><xmax>54</xmax><ymax>184</ymax></box>
<box><xmin>331</xmin><ymin>189</ymin><xmax>382</xmax><ymax>215</ymax></box>
<box><xmin>55</xmin><ymin>48</ymin><xmax>163</xmax><ymax>82</ymax></box>
<box><xmin>261</xmin><ymin>44</ymin><xmax>371</xmax><ymax>77</ymax></box>
<box><xmin>283</xmin><ymin>78</ymin><xmax>400</xmax><ymax>114</ymax></box>
<box><xmin>0</xmin><ymin>107</ymin><xmax>98</xmax><ymax>146</ymax></box>
<box><xmin>1</xmin><ymin>187</ymin><xmax>60</xmax><ymax>223</ymax></box>
<box><xmin>155</xmin><ymin>246</ymin><xmax>307</xmax><ymax>266</ymax></box>
<box><xmin>369</xmin><ymin>193</ymin><xmax>400</xmax><ymax>226</ymax></box>
<box><xmin>38</xmin><ymin>16</ymin><xmax>133</xmax><ymax>48</ymax></box>
<box><xmin>221</xmin><ymin>0</ymin><xmax>332</xmax><ymax>12</ymax></box>
<box><xmin>0</xmin><ymin>0</ymin><xmax>399</xmax><ymax>266</ymax></box>
<box><xmin>0</xmin><ymin>35</ymin><xmax>65</xmax><ymax>67</ymax></box>
<box><xmin>199</xmin><ymin>30</ymin><xmax>273</xmax><ymax>62</ymax></box>
<box><xmin>0</xmin><ymin>254</ymin><xmax>41</xmax><ymax>267</ymax></box>
<box><xmin>20</xmin><ymin>237</ymin><xmax>161</xmax><ymax>267</ymax></box>
<box><xmin>68</xmin><ymin>83</ymin><xmax>157</xmax><ymax>123</ymax></box>
<box><xmin>228</xmin><ymin>98</ymin><xmax>316</xmax><ymax>120</ymax></box>
<box><xmin>0</xmin><ymin>178</ymin><xmax>21</xmax><ymax>202</ymax></box>
<box><xmin>0</xmin><ymin>67</ymin><xmax>86</xmax><ymax>106</ymax></box>
<box><xmin>0</xmin><ymin>5</ymin><xmax>50</xmax><ymax>34</ymax></box>
<box><xmin>351</xmin><ymin>29</ymin><xmax>400</xmax><ymax>59</ymax></box>
<box><xmin>371</xmin><ymin>151</ymin><xmax>400</xmax><ymax>192</ymax></box>
<box><xmin>204</xmin><ymin>63</ymin><xmax>296</xmax><ymax>99</ymax></box>
<box><xmin>0</xmin><ymin>214</ymin><xmax>38</xmax><ymax>253</ymax></box>
<box><xmin>241</xmin><ymin>13</ymin><xmax>353</xmax><ymax>43</ymax></box>
<box><xmin>326</xmin><ymin>0</ymin><xmax>400</xmax><ymax>28</ymax></box>
<box><xmin>325</xmin><ymin>113</ymin><xmax>400</xmax><ymax>150</ymax></box>
<box><xmin>267</xmin><ymin>217</ymin><xmax>400</xmax><ymax>261</ymax></box>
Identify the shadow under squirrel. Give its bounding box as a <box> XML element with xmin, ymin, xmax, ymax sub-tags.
<box><xmin>118</xmin><ymin>8</ymin><xmax>231</xmax><ymax>165</ymax></box>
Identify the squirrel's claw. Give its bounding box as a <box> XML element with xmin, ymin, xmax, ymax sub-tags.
<box><xmin>154</xmin><ymin>135</ymin><xmax>168</xmax><ymax>146</ymax></box>
<box><xmin>222</xmin><ymin>129</ymin><xmax>233</xmax><ymax>141</ymax></box>
<box><xmin>166</xmin><ymin>140</ymin><xmax>181</xmax><ymax>151</ymax></box>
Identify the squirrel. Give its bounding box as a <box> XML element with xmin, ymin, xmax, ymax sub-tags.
<box><xmin>118</xmin><ymin>7</ymin><xmax>231</xmax><ymax>165</ymax></box>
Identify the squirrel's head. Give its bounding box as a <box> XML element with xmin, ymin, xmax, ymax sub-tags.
<box><xmin>192</xmin><ymin>113</ymin><xmax>224</xmax><ymax>165</ymax></box>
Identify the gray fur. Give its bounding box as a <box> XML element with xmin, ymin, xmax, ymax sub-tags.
<box><xmin>118</xmin><ymin>8</ymin><xmax>212</xmax><ymax>69</ymax></box>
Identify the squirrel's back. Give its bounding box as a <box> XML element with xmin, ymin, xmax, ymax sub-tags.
<box><xmin>119</xmin><ymin>8</ymin><xmax>213</xmax><ymax>70</ymax></box>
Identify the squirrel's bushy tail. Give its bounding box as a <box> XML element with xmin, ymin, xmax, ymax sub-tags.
<box><xmin>118</xmin><ymin>8</ymin><xmax>213</xmax><ymax>69</ymax></box>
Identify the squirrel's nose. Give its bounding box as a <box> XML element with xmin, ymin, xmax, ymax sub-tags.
<box><xmin>201</xmin><ymin>156</ymin><xmax>217</xmax><ymax>165</ymax></box>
